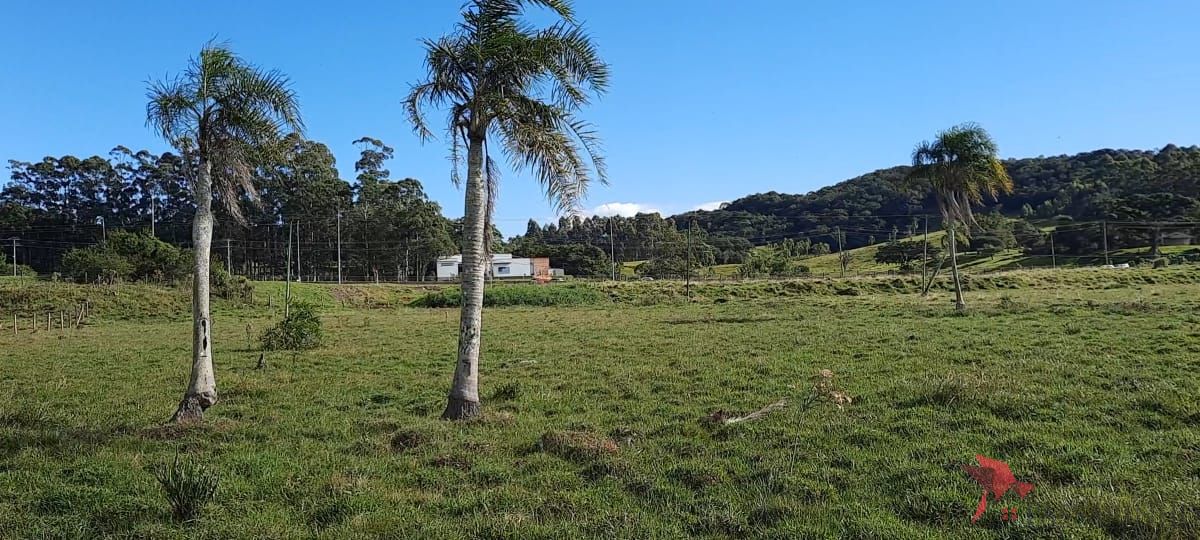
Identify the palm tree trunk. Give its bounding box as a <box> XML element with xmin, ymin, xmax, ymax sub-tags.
<box><xmin>172</xmin><ymin>158</ymin><xmax>217</xmax><ymax>423</ymax></box>
<box><xmin>948</xmin><ymin>223</ymin><xmax>966</xmax><ymax>312</ymax></box>
<box><xmin>443</xmin><ymin>136</ymin><xmax>486</xmax><ymax>420</ymax></box>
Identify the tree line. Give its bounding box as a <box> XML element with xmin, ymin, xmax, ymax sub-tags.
<box><xmin>1</xmin><ymin>136</ymin><xmax>464</xmax><ymax>281</ymax></box>
<box><xmin>670</xmin><ymin>145</ymin><xmax>1200</xmax><ymax>250</ymax></box>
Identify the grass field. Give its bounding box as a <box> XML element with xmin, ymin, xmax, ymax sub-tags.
<box><xmin>2</xmin><ymin>268</ymin><xmax>1199</xmax><ymax>538</ymax></box>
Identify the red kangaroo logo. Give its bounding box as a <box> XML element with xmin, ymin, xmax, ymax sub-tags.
<box><xmin>962</xmin><ymin>455</ymin><xmax>1034</xmax><ymax>523</ymax></box>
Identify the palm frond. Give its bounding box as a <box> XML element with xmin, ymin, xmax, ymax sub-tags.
<box><xmin>907</xmin><ymin>124</ymin><xmax>1012</xmax><ymax>230</ymax></box>
<box><xmin>146</xmin><ymin>79</ymin><xmax>197</xmax><ymax>146</ymax></box>
<box><xmin>533</xmin><ymin>22</ymin><xmax>609</xmax><ymax>109</ymax></box>
<box><xmin>484</xmin><ymin>145</ymin><xmax>502</xmax><ymax>253</ymax></box>
<box><xmin>146</xmin><ymin>41</ymin><xmax>304</xmax><ymax>224</ymax></box>
<box><xmin>408</xmin><ymin>0</ymin><xmax>604</xmax><ymax>215</ymax></box>
<box><xmin>475</xmin><ymin>0</ymin><xmax>575</xmax><ymax>24</ymax></box>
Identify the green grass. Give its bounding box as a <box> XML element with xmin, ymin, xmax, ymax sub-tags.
<box><xmin>698</xmin><ymin>236</ymin><xmax>1199</xmax><ymax>278</ymax></box>
<box><xmin>2</xmin><ymin>269</ymin><xmax>1199</xmax><ymax>538</ymax></box>
<box><xmin>412</xmin><ymin>283</ymin><xmax>606</xmax><ymax>307</ymax></box>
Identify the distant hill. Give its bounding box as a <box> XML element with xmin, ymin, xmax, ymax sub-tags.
<box><xmin>671</xmin><ymin>145</ymin><xmax>1200</xmax><ymax>249</ymax></box>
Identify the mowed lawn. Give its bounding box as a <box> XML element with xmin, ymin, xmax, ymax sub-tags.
<box><xmin>1</xmin><ymin>282</ymin><xmax>1199</xmax><ymax>538</ymax></box>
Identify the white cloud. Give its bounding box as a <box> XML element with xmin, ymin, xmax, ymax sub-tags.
<box><xmin>692</xmin><ymin>201</ymin><xmax>729</xmax><ymax>212</ymax></box>
<box><xmin>589</xmin><ymin>202</ymin><xmax>662</xmax><ymax>217</ymax></box>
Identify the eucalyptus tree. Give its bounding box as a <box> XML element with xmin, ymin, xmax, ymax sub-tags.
<box><xmin>147</xmin><ymin>42</ymin><xmax>303</xmax><ymax>423</ymax></box>
<box><xmin>908</xmin><ymin>123</ymin><xmax>1012</xmax><ymax>311</ymax></box>
<box><xmin>405</xmin><ymin>0</ymin><xmax>609</xmax><ymax>420</ymax></box>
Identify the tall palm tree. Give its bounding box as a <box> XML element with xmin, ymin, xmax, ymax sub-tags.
<box><xmin>147</xmin><ymin>42</ymin><xmax>303</xmax><ymax>423</ymax></box>
<box><xmin>908</xmin><ymin>123</ymin><xmax>1012</xmax><ymax>312</ymax></box>
<box><xmin>405</xmin><ymin>0</ymin><xmax>609</xmax><ymax>420</ymax></box>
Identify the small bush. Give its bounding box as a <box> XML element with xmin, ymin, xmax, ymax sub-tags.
<box><xmin>0</xmin><ymin>252</ymin><xmax>32</xmax><ymax>276</ymax></box>
<box><xmin>154</xmin><ymin>454</ymin><xmax>219</xmax><ymax>523</ymax></box>
<box><xmin>107</xmin><ymin>230</ymin><xmax>190</xmax><ymax>282</ymax></box>
<box><xmin>918</xmin><ymin>372</ymin><xmax>988</xmax><ymax>407</ymax></box>
<box><xmin>261</xmin><ymin>302</ymin><xmax>324</xmax><ymax>351</ymax></box>
<box><xmin>491</xmin><ymin>382</ymin><xmax>522</xmax><ymax>401</ymax></box>
<box><xmin>997</xmin><ymin>295</ymin><xmax>1023</xmax><ymax>311</ymax></box>
<box><xmin>211</xmin><ymin>263</ymin><xmax>253</xmax><ymax>302</ymax></box>
<box><xmin>61</xmin><ymin>231</ymin><xmax>189</xmax><ymax>284</ymax></box>
<box><xmin>61</xmin><ymin>247</ymin><xmax>133</xmax><ymax>283</ymax></box>
<box><xmin>1152</xmin><ymin>258</ymin><xmax>1169</xmax><ymax>269</ymax></box>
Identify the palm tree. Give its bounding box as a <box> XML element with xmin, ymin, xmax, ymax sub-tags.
<box><xmin>908</xmin><ymin>123</ymin><xmax>1012</xmax><ymax>311</ymax></box>
<box><xmin>405</xmin><ymin>0</ymin><xmax>609</xmax><ymax>420</ymax></box>
<box><xmin>147</xmin><ymin>42</ymin><xmax>303</xmax><ymax>423</ymax></box>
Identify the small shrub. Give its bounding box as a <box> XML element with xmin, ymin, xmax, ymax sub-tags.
<box><xmin>107</xmin><ymin>230</ymin><xmax>190</xmax><ymax>282</ymax></box>
<box><xmin>0</xmin><ymin>251</ymin><xmax>36</xmax><ymax>277</ymax></box>
<box><xmin>211</xmin><ymin>264</ymin><xmax>253</xmax><ymax>302</ymax></box>
<box><xmin>154</xmin><ymin>454</ymin><xmax>219</xmax><ymax>523</ymax></box>
<box><xmin>61</xmin><ymin>231</ymin><xmax>189</xmax><ymax>284</ymax></box>
<box><xmin>61</xmin><ymin>247</ymin><xmax>132</xmax><ymax>283</ymax></box>
<box><xmin>261</xmin><ymin>303</ymin><xmax>324</xmax><ymax>351</ymax></box>
<box><xmin>918</xmin><ymin>372</ymin><xmax>988</xmax><ymax>407</ymax></box>
<box><xmin>1152</xmin><ymin>258</ymin><xmax>1169</xmax><ymax>269</ymax></box>
<box><xmin>997</xmin><ymin>295</ymin><xmax>1023</xmax><ymax>311</ymax></box>
<box><xmin>491</xmin><ymin>382</ymin><xmax>522</xmax><ymax>401</ymax></box>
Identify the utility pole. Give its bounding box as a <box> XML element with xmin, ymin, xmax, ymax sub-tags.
<box><xmin>226</xmin><ymin>239</ymin><xmax>232</xmax><ymax>274</ymax></box>
<box><xmin>1102</xmin><ymin>220</ymin><xmax>1110</xmax><ymax>266</ymax></box>
<box><xmin>1049</xmin><ymin>230</ymin><xmax>1056</xmax><ymax>269</ymax></box>
<box><xmin>835</xmin><ymin>226</ymin><xmax>845</xmax><ymax>277</ymax></box>
<box><xmin>336</xmin><ymin>210</ymin><xmax>343</xmax><ymax>284</ymax></box>
<box><xmin>609</xmin><ymin>217</ymin><xmax>616</xmax><ymax>281</ymax></box>
<box><xmin>150</xmin><ymin>197</ymin><xmax>155</xmax><ymax>237</ymax></box>
<box><xmin>295</xmin><ymin>221</ymin><xmax>302</xmax><ymax>282</ymax></box>
<box><xmin>685</xmin><ymin>221</ymin><xmax>693</xmax><ymax>301</ymax></box>
<box><xmin>10</xmin><ymin>237</ymin><xmax>16</xmax><ymax>277</ymax></box>
<box><xmin>99</xmin><ymin>217</ymin><xmax>106</xmax><ymax>242</ymax></box>
<box><xmin>921</xmin><ymin>216</ymin><xmax>929</xmax><ymax>291</ymax></box>
<box><xmin>285</xmin><ymin>222</ymin><xmax>292</xmax><ymax>318</ymax></box>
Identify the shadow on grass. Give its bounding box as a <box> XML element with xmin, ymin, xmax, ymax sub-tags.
<box><xmin>0</xmin><ymin>406</ymin><xmax>125</xmax><ymax>459</ymax></box>
<box><xmin>663</xmin><ymin>314</ymin><xmax>797</xmax><ymax>325</ymax></box>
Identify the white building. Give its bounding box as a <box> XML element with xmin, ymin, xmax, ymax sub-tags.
<box><xmin>436</xmin><ymin>255</ymin><xmax>463</xmax><ymax>281</ymax></box>
<box><xmin>436</xmin><ymin>254</ymin><xmax>549</xmax><ymax>281</ymax></box>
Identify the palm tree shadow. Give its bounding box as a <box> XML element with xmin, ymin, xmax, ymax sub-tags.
<box><xmin>0</xmin><ymin>407</ymin><xmax>124</xmax><ymax>459</ymax></box>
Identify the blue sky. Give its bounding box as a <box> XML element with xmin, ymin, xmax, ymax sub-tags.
<box><xmin>2</xmin><ymin>1</ymin><xmax>1198</xmax><ymax>236</ymax></box>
